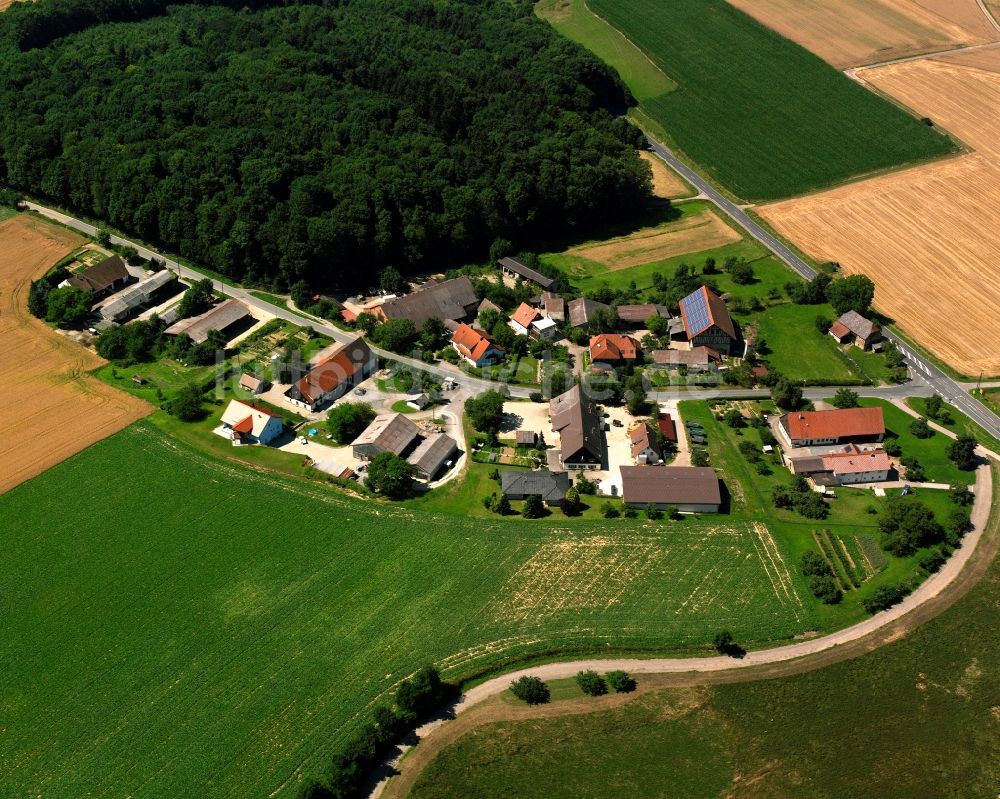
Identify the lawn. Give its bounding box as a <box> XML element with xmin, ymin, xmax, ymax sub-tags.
<box><xmin>581</xmin><ymin>0</ymin><xmax>955</xmax><ymax>201</ymax></box>
<box><xmin>856</xmin><ymin>398</ymin><xmax>974</xmax><ymax>486</ymax></box>
<box><xmin>408</xmin><ymin>468</ymin><xmax>1000</xmax><ymax>799</ymax></box>
<box><xmin>0</xmin><ymin>204</ymin><xmax>16</xmax><ymax>222</ymax></box>
<box><xmin>0</xmin><ymin>422</ymin><xmax>825</xmax><ymax>798</ymax></box>
<box><xmin>535</xmin><ymin>0</ymin><xmax>676</xmax><ymax>103</ymax></box>
<box><xmin>907</xmin><ymin>395</ymin><xmax>1000</xmax><ymax>457</ymax></box>
<box><xmin>748</xmin><ymin>303</ymin><xmax>867</xmax><ymax>385</ymax></box>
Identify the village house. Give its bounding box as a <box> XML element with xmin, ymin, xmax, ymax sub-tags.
<box><xmin>790</xmin><ymin>443</ymin><xmax>892</xmax><ymax>485</ymax></box>
<box><xmin>620</xmin><ymin>466</ymin><xmax>721</xmax><ymax>513</ymax></box>
<box><xmin>65</xmin><ymin>255</ymin><xmax>131</xmax><ymax>300</ymax></box>
<box><xmin>515</xmin><ymin>430</ymin><xmax>538</xmax><ymax>447</ymax></box>
<box><xmin>615</xmin><ymin>303</ymin><xmax>668</xmax><ymax>328</ymax></box>
<box><xmin>567</xmin><ymin>297</ymin><xmax>611</xmax><ymax>331</ymax></box>
<box><xmin>590</xmin><ymin>333</ymin><xmax>640</xmax><ymax>367</ymax></box>
<box><xmin>508</xmin><ymin>302</ymin><xmax>557</xmax><ymax>339</ymax></box>
<box><xmin>451</xmin><ymin>323</ymin><xmax>505</xmax><ymax>368</ymax></box>
<box><xmin>351</xmin><ymin>412</ymin><xmax>420</xmax><ymax>461</ymax></box>
<box><xmin>829</xmin><ymin>310</ymin><xmax>881</xmax><ymax>350</ymax></box>
<box><xmin>239</xmin><ymin>373</ymin><xmax>269</xmax><ymax>395</ymax></box>
<box><xmin>630</xmin><ymin>422</ymin><xmax>661</xmax><ymax>465</ymax></box>
<box><xmin>778</xmin><ymin>407</ymin><xmax>886</xmax><ymax>448</ymax></box>
<box><xmin>476</xmin><ymin>298</ymin><xmax>502</xmax><ymax>322</ymax></box>
<box><xmin>549</xmin><ymin>384</ymin><xmax>604</xmax><ymax>469</ymax></box>
<box><xmin>407</xmin><ymin>433</ymin><xmax>459</xmax><ymax>481</ymax></box>
<box><xmin>217</xmin><ymin>399</ymin><xmax>283</xmax><ymax>446</ymax></box>
<box><xmin>650</xmin><ymin>346</ymin><xmax>721</xmax><ymax>371</ymax></box>
<box><xmin>374</xmin><ymin>276</ymin><xmax>479</xmax><ymax>327</ymax></box>
<box><xmin>542</xmin><ymin>292</ymin><xmax>565</xmax><ymax>323</ymax></box>
<box><xmin>500</xmin><ymin>470</ymin><xmax>570</xmax><ymax>505</ymax></box>
<box><xmin>165</xmin><ymin>297</ymin><xmax>252</xmax><ymax>344</ymax></box>
<box><xmin>285</xmin><ymin>337</ymin><xmax>375</xmax><ymax>412</ymax></box>
<box><xmin>498</xmin><ymin>256</ymin><xmax>560</xmax><ymax>291</ymax></box>
<box><xmin>679</xmin><ymin>286</ymin><xmax>741</xmax><ymax>356</ymax></box>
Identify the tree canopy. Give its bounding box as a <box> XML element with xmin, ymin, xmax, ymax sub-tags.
<box><xmin>0</xmin><ymin>0</ymin><xmax>650</xmax><ymax>292</ymax></box>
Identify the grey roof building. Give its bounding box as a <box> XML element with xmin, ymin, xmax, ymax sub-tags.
<box><xmin>501</xmin><ymin>470</ymin><xmax>570</xmax><ymax>505</ymax></box>
<box><xmin>567</xmin><ymin>297</ymin><xmax>610</xmax><ymax>329</ymax></box>
<box><xmin>379</xmin><ymin>276</ymin><xmax>478</xmax><ymax>326</ymax></box>
<box><xmin>620</xmin><ymin>466</ymin><xmax>721</xmax><ymax>512</ymax></box>
<box><xmin>407</xmin><ymin>433</ymin><xmax>459</xmax><ymax>481</ymax></box>
<box><xmin>165</xmin><ymin>298</ymin><xmax>252</xmax><ymax>343</ymax></box>
<box><xmin>549</xmin><ymin>384</ymin><xmax>603</xmax><ymax>468</ymax></box>
<box><xmin>100</xmin><ymin>270</ymin><xmax>175</xmax><ymax>322</ymax></box>
<box><xmin>352</xmin><ymin>412</ymin><xmax>420</xmax><ymax>460</ymax></box>
<box><xmin>499</xmin><ymin>257</ymin><xmax>558</xmax><ymax>290</ymax></box>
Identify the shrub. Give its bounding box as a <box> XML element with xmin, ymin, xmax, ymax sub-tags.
<box><xmin>522</xmin><ymin>494</ymin><xmax>545</xmax><ymax>519</ymax></box>
<box><xmin>601</xmin><ymin>502</ymin><xmax>620</xmax><ymax>519</ymax></box>
<box><xmin>365</xmin><ymin>452</ymin><xmax>415</xmax><ymax>499</ymax></box>
<box><xmin>808</xmin><ymin>573</ymin><xmax>842</xmax><ymax>604</ymax></box>
<box><xmin>831</xmin><ymin>388</ymin><xmax>859</xmax><ymax>408</ymax></box>
<box><xmin>166</xmin><ymin>383</ymin><xmax>206</xmax><ymax>422</ymax></box>
<box><xmin>947</xmin><ymin>435</ymin><xmax>978</xmax><ymax>471</ymax></box>
<box><xmin>606</xmin><ymin>670</ymin><xmax>636</xmax><ymax>693</ymax></box>
<box><xmin>575</xmin><ymin>670</ymin><xmax>608</xmax><ymax>696</ymax></box>
<box><xmin>327</xmin><ymin>402</ymin><xmax>377</xmax><ymax>444</ymax></box>
<box><xmin>510</xmin><ymin>676</ymin><xmax>549</xmax><ymax>705</ymax></box>
<box><xmin>691</xmin><ymin>449</ymin><xmax>709</xmax><ymax>467</ymax></box>
<box><xmin>883</xmin><ymin>438</ymin><xmax>902</xmax><ymax>456</ymax></box>
<box><xmin>919</xmin><ymin>548</ymin><xmax>947</xmax><ymax>574</ymax></box>
<box><xmin>800</xmin><ymin>550</ymin><xmax>830</xmax><ymax>577</ymax></box>
<box><xmin>644</xmin><ymin>503</ymin><xmax>663</xmax><ymax>521</ymax></box>
<box><xmin>908</xmin><ymin>417</ymin><xmax>933</xmax><ymax>439</ymax></box>
<box><xmin>862</xmin><ymin>583</ymin><xmax>910</xmax><ymax>614</ymax></box>
<box><xmin>713</xmin><ymin>630</ymin><xmax>733</xmax><ymax>653</ymax></box>
<box><xmin>879</xmin><ymin>497</ymin><xmax>943</xmax><ymax>556</ymax></box>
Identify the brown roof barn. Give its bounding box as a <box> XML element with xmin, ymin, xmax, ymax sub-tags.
<box><xmin>66</xmin><ymin>255</ymin><xmax>130</xmax><ymax>296</ymax></box>
<box><xmin>378</xmin><ymin>276</ymin><xmax>478</xmax><ymax>326</ymax></box>
<box><xmin>620</xmin><ymin>466</ymin><xmax>721</xmax><ymax>512</ymax></box>
<box><xmin>549</xmin><ymin>384</ymin><xmax>603</xmax><ymax>468</ymax></box>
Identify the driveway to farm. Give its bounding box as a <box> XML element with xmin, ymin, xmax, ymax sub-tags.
<box><xmin>372</xmin><ymin>461</ymin><xmax>995</xmax><ymax>798</ymax></box>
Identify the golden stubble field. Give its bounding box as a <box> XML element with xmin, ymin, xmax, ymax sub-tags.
<box><xmin>566</xmin><ymin>207</ymin><xmax>741</xmax><ymax>270</ymax></box>
<box><xmin>0</xmin><ymin>215</ymin><xmax>152</xmax><ymax>494</ymax></box>
<box><xmin>728</xmin><ymin>0</ymin><xmax>997</xmax><ymax>69</ymax></box>
<box><xmin>759</xmin><ymin>57</ymin><xmax>1000</xmax><ymax>376</ymax></box>
<box><xmin>638</xmin><ymin>151</ymin><xmax>691</xmax><ymax>199</ymax></box>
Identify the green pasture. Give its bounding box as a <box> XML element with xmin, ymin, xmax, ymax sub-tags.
<box><xmin>570</xmin><ymin>0</ymin><xmax>956</xmax><ymax>200</ymax></box>
<box><xmin>0</xmin><ymin>422</ymin><xmax>820</xmax><ymax>798</ymax></box>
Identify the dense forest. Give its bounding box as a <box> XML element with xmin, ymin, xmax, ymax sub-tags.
<box><xmin>0</xmin><ymin>0</ymin><xmax>651</xmax><ymax>291</ymax></box>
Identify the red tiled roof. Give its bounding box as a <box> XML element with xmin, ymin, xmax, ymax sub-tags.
<box><xmin>657</xmin><ymin>413</ymin><xmax>678</xmax><ymax>442</ymax></box>
<box><xmin>822</xmin><ymin>444</ymin><xmax>891</xmax><ymax>474</ymax></box>
<box><xmin>510</xmin><ymin>302</ymin><xmax>539</xmax><ymax>330</ymax></box>
<box><xmin>629</xmin><ymin>422</ymin><xmax>659</xmax><ymax>459</ymax></box>
<box><xmin>590</xmin><ymin>333</ymin><xmax>639</xmax><ymax>362</ymax></box>
<box><xmin>829</xmin><ymin>320</ymin><xmax>850</xmax><ymax>339</ymax></box>
<box><xmin>231</xmin><ymin>415</ymin><xmax>254</xmax><ymax>434</ymax></box>
<box><xmin>784</xmin><ymin>407</ymin><xmax>885</xmax><ymax>442</ymax></box>
<box><xmin>452</xmin><ymin>323</ymin><xmax>502</xmax><ymax>362</ymax></box>
<box><xmin>295</xmin><ymin>350</ymin><xmax>364</xmax><ymax>405</ymax></box>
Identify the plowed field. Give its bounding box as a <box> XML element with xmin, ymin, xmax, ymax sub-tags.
<box><xmin>0</xmin><ymin>215</ymin><xmax>151</xmax><ymax>493</ymax></box>
<box><xmin>759</xmin><ymin>59</ymin><xmax>1000</xmax><ymax>376</ymax></box>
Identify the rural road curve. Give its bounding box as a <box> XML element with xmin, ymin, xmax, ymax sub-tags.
<box><xmin>22</xmin><ymin>200</ymin><xmax>951</xmax><ymax>409</ymax></box>
<box><xmin>371</xmin><ymin>460</ymin><xmax>995</xmax><ymax>798</ymax></box>
<box><xmin>642</xmin><ymin>141</ymin><xmax>1000</xmax><ymax>441</ymax></box>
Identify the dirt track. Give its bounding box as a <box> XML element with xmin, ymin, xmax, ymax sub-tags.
<box><xmin>759</xmin><ymin>58</ymin><xmax>1000</xmax><ymax>376</ymax></box>
<box><xmin>0</xmin><ymin>215</ymin><xmax>152</xmax><ymax>494</ymax></box>
<box><xmin>376</xmin><ymin>462</ymin><xmax>997</xmax><ymax>798</ymax></box>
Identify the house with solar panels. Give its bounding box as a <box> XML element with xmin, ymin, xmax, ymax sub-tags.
<box><xmin>678</xmin><ymin>286</ymin><xmax>742</xmax><ymax>356</ymax></box>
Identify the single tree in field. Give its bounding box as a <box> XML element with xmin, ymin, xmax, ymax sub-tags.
<box><xmin>167</xmin><ymin>383</ymin><xmax>206</xmax><ymax>422</ymax></box>
<box><xmin>327</xmin><ymin>402</ymin><xmax>377</xmax><ymax>444</ymax></box>
<box><xmin>826</xmin><ymin>274</ymin><xmax>875</xmax><ymax>315</ymax></box>
<box><xmin>466</xmin><ymin>390</ymin><xmax>506</xmax><ymax>436</ymax></box>
<box><xmin>575</xmin><ymin>670</ymin><xmax>608</xmax><ymax>696</ymax></box>
<box><xmin>510</xmin><ymin>676</ymin><xmax>549</xmax><ymax>705</ymax></box>
<box><xmin>365</xmin><ymin>452</ymin><xmax>415</xmax><ymax>499</ymax></box>
<box><xmin>909</xmin><ymin>417</ymin><xmax>933</xmax><ymax>439</ymax></box>
<box><xmin>947</xmin><ymin>435</ymin><xmax>978</xmax><ymax>471</ymax></box>
<box><xmin>713</xmin><ymin>630</ymin><xmax>734</xmax><ymax>654</ymax></box>
<box><xmin>831</xmin><ymin>388</ymin><xmax>859</xmax><ymax>408</ymax></box>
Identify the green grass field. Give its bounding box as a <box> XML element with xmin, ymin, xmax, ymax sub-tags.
<box><xmin>536</xmin><ymin>0</ymin><xmax>676</xmax><ymax>102</ymax></box>
<box><xmin>908</xmin><ymin>395</ymin><xmax>1000</xmax><ymax>456</ymax></box>
<box><xmin>563</xmin><ymin>0</ymin><xmax>956</xmax><ymax>200</ymax></box>
<box><xmin>409</xmin><ymin>473</ymin><xmax>999</xmax><ymax>799</ymax></box>
<box><xmin>0</xmin><ymin>204</ymin><xmax>16</xmax><ymax>222</ymax></box>
<box><xmin>0</xmin><ymin>423</ymin><xmax>823</xmax><ymax>798</ymax></box>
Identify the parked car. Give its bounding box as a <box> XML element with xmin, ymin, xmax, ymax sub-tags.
<box><xmin>354</xmin><ymin>387</ymin><xmax>366</xmax><ymax>396</ymax></box>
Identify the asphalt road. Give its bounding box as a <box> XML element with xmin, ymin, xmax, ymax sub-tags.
<box><xmin>643</xmin><ymin>139</ymin><xmax>1000</xmax><ymax>439</ymax></box>
<box><xmin>21</xmin><ymin>199</ymin><xmax>1000</xmax><ymax>430</ymax></box>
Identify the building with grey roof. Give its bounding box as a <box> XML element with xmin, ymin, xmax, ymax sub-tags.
<box><xmin>378</xmin><ymin>276</ymin><xmax>478</xmax><ymax>326</ymax></box>
<box><xmin>549</xmin><ymin>384</ymin><xmax>603</xmax><ymax>469</ymax></box>
<box><xmin>99</xmin><ymin>270</ymin><xmax>175</xmax><ymax>322</ymax></box>
<box><xmin>499</xmin><ymin>257</ymin><xmax>559</xmax><ymax>291</ymax></box>
<box><xmin>164</xmin><ymin>298</ymin><xmax>252</xmax><ymax>343</ymax></box>
<box><xmin>351</xmin><ymin>412</ymin><xmax>420</xmax><ymax>460</ymax></box>
<box><xmin>620</xmin><ymin>466</ymin><xmax>721</xmax><ymax>512</ymax></box>
<box><xmin>407</xmin><ymin>433</ymin><xmax>458</xmax><ymax>481</ymax></box>
<box><xmin>501</xmin><ymin>470</ymin><xmax>570</xmax><ymax>505</ymax></box>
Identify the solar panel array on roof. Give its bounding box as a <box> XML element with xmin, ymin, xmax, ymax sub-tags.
<box><xmin>681</xmin><ymin>290</ymin><xmax>711</xmax><ymax>336</ymax></box>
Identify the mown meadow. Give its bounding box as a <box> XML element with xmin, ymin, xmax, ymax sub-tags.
<box><xmin>0</xmin><ymin>422</ymin><xmax>816</xmax><ymax>798</ymax></box>
<box><xmin>559</xmin><ymin>0</ymin><xmax>955</xmax><ymax>200</ymax></box>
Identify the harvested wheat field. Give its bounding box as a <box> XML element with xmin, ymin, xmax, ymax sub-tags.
<box><xmin>729</xmin><ymin>0</ymin><xmax>986</xmax><ymax>69</ymax></box>
<box><xmin>638</xmin><ymin>150</ymin><xmax>690</xmax><ymax>199</ymax></box>
<box><xmin>567</xmin><ymin>208</ymin><xmax>741</xmax><ymax>270</ymax></box>
<box><xmin>935</xmin><ymin>41</ymin><xmax>1000</xmax><ymax>71</ymax></box>
<box><xmin>759</xmin><ymin>59</ymin><xmax>1000</xmax><ymax>376</ymax></box>
<box><xmin>0</xmin><ymin>215</ymin><xmax>151</xmax><ymax>494</ymax></box>
<box><xmin>911</xmin><ymin>0</ymin><xmax>1000</xmax><ymax>38</ymax></box>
